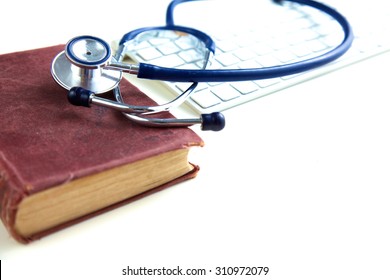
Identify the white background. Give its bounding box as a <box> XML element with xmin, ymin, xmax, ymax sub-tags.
<box><xmin>1</xmin><ymin>1</ymin><xmax>390</xmax><ymax>279</ymax></box>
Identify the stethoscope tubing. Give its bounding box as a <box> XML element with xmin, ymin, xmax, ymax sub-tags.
<box><xmin>134</xmin><ymin>0</ymin><xmax>353</xmax><ymax>83</ymax></box>
<box><xmin>52</xmin><ymin>0</ymin><xmax>354</xmax><ymax>131</ymax></box>
<box><xmin>119</xmin><ymin>25</ymin><xmax>216</xmax><ymax>53</ymax></box>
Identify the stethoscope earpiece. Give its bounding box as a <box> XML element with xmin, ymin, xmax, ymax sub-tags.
<box><xmin>201</xmin><ymin>112</ymin><xmax>225</xmax><ymax>131</ymax></box>
<box><xmin>67</xmin><ymin>87</ymin><xmax>92</xmax><ymax>107</ymax></box>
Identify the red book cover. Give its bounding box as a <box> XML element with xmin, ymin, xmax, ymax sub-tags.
<box><xmin>0</xmin><ymin>45</ymin><xmax>203</xmax><ymax>243</ymax></box>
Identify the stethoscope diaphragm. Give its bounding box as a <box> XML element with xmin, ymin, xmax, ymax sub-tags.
<box><xmin>51</xmin><ymin>35</ymin><xmax>122</xmax><ymax>94</ymax></box>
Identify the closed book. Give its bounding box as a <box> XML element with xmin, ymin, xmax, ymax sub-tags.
<box><xmin>0</xmin><ymin>45</ymin><xmax>203</xmax><ymax>243</ymax></box>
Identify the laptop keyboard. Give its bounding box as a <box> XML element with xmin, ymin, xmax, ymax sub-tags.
<box><xmin>123</xmin><ymin>1</ymin><xmax>390</xmax><ymax>113</ymax></box>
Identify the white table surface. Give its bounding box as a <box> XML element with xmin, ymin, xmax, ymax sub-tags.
<box><xmin>1</xmin><ymin>1</ymin><xmax>390</xmax><ymax>279</ymax></box>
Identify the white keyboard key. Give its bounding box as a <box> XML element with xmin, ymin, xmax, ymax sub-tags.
<box><xmin>274</xmin><ymin>49</ymin><xmax>298</xmax><ymax>63</ymax></box>
<box><xmin>157</xmin><ymin>42</ymin><xmax>181</xmax><ymax>55</ymax></box>
<box><xmin>211</xmin><ymin>83</ymin><xmax>241</xmax><ymax>101</ymax></box>
<box><xmin>175</xmin><ymin>82</ymin><xmax>208</xmax><ymax>93</ymax></box>
<box><xmin>128</xmin><ymin>40</ymin><xmax>151</xmax><ymax>51</ymax></box>
<box><xmin>306</xmin><ymin>40</ymin><xmax>329</xmax><ymax>52</ymax></box>
<box><xmin>190</xmin><ymin>89</ymin><xmax>221</xmax><ymax>108</ymax></box>
<box><xmin>255</xmin><ymin>78</ymin><xmax>281</xmax><ymax>88</ymax></box>
<box><xmin>149</xmin><ymin>37</ymin><xmax>171</xmax><ymax>46</ymax></box>
<box><xmin>215</xmin><ymin>52</ymin><xmax>241</xmax><ymax>67</ymax></box>
<box><xmin>136</xmin><ymin>47</ymin><xmax>162</xmax><ymax>61</ymax></box>
<box><xmin>251</xmin><ymin>42</ymin><xmax>274</xmax><ymax>55</ymax></box>
<box><xmin>290</xmin><ymin>44</ymin><xmax>313</xmax><ymax>57</ymax></box>
<box><xmin>178</xmin><ymin>49</ymin><xmax>204</xmax><ymax>63</ymax></box>
<box><xmin>175</xmin><ymin>36</ymin><xmax>197</xmax><ymax>50</ymax></box>
<box><xmin>231</xmin><ymin>81</ymin><xmax>259</xmax><ymax>95</ymax></box>
<box><xmin>233</xmin><ymin>48</ymin><xmax>258</xmax><ymax>61</ymax></box>
<box><xmin>238</xmin><ymin>59</ymin><xmax>262</xmax><ymax>69</ymax></box>
<box><xmin>149</xmin><ymin>54</ymin><xmax>185</xmax><ymax>68</ymax></box>
<box><xmin>217</xmin><ymin>40</ymin><xmax>239</xmax><ymax>52</ymax></box>
<box><xmin>256</xmin><ymin>55</ymin><xmax>281</xmax><ymax>67</ymax></box>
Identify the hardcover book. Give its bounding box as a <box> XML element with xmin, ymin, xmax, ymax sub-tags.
<box><xmin>0</xmin><ymin>45</ymin><xmax>203</xmax><ymax>243</ymax></box>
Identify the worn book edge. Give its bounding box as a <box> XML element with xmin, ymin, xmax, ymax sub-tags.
<box><xmin>1</xmin><ymin>149</ymin><xmax>200</xmax><ymax>243</ymax></box>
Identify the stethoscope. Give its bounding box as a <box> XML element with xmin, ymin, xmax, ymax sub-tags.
<box><xmin>51</xmin><ymin>0</ymin><xmax>353</xmax><ymax>131</ymax></box>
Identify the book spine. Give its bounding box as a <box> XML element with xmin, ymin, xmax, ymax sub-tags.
<box><xmin>0</xmin><ymin>155</ymin><xmax>28</xmax><ymax>243</ymax></box>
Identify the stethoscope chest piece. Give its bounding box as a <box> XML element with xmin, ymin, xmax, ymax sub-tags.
<box><xmin>51</xmin><ymin>35</ymin><xmax>122</xmax><ymax>93</ymax></box>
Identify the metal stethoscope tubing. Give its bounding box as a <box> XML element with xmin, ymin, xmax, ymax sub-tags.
<box><xmin>110</xmin><ymin>49</ymin><xmax>222</xmax><ymax>129</ymax></box>
<box><xmin>69</xmin><ymin>85</ymin><xmax>223</xmax><ymax>129</ymax></box>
